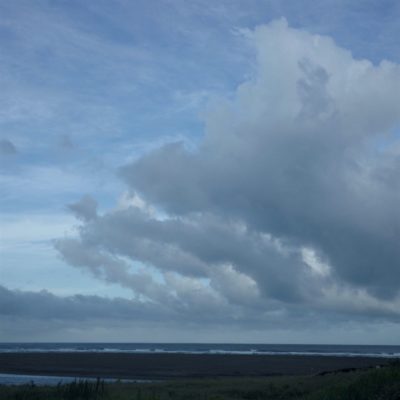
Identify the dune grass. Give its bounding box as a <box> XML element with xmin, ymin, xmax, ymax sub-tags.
<box><xmin>1</xmin><ymin>361</ymin><xmax>399</xmax><ymax>399</ymax></box>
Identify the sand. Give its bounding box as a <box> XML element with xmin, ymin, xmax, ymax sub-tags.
<box><xmin>0</xmin><ymin>352</ymin><xmax>390</xmax><ymax>380</ymax></box>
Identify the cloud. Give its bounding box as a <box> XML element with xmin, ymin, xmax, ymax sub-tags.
<box><xmin>0</xmin><ymin>139</ymin><xmax>17</xmax><ymax>155</ymax></box>
<box><xmin>0</xmin><ymin>284</ymin><xmax>168</xmax><ymax>322</ymax></box>
<box><xmin>67</xmin><ymin>195</ymin><xmax>98</xmax><ymax>222</ymax></box>
<box><xmin>55</xmin><ymin>20</ymin><xmax>400</xmax><ymax>331</ymax></box>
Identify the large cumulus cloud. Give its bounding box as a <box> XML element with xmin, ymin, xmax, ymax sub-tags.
<box><xmin>53</xmin><ymin>20</ymin><xmax>400</xmax><ymax>330</ymax></box>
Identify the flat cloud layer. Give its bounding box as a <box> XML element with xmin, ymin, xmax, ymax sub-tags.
<box><xmin>7</xmin><ymin>20</ymin><xmax>400</xmax><ymax>338</ymax></box>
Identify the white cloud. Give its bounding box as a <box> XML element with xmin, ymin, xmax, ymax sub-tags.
<box><xmin>64</xmin><ymin>19</ymin><xmax>400</xmax><ymax>325</ymax></box>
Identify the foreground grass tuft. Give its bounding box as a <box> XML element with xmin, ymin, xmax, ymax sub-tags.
<box><xmin>0</xmin><ymin>379</ymin><xmax>107</xmax><ymax>400</ymax></box>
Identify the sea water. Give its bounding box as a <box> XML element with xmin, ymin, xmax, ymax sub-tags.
<box><xmin>0</xmin><ymin>342</ymin><xmax>399</xmax><ymax>357</ymax></box>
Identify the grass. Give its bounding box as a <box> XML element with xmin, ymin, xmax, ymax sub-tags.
<box><xmin>0</xmin><ymin>378</ymin><xmax>107</xmax><ymax>400</ymax></box>
<box><xmin>1</xmin><ymin>362</ymin><xmax>400</xmax><ymax>399</ymax></box>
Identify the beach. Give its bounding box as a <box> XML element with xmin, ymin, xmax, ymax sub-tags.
<box><xmin>0</xmin><ymin>352</ymin><xmax>390</xmax><ymax>380</ymax></box>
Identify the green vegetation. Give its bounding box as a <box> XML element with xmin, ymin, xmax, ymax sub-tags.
<box><xmin>0</xmin><ymin>378</ymin><xmax>107</xmax><ymax>400</ymax></box>
<box><xmin>1</xmin><ymin>362</ymin><xmax>400</xmax><ymax>400</ymax></box>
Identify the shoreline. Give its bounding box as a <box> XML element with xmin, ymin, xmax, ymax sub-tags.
<box><xmin>0</xmin><ymin>372</ymin><xmax>145</xmax><ymax>386</ymax></box>
<box><xmin>0</xmin><ymin>352</ymin><xmax>391</xmax><ymax>380</ymax></box>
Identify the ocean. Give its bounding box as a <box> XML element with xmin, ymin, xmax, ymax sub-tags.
<box><xmin>1</xmin><ymin>342</ymin><xmax>399</xmax><ymax>357</ymax></box>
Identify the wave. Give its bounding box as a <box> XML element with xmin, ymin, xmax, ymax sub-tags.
<box><xmin>1</xmin><ymin>346</ymin><xmax>399</xmax><ymax>358</ymax></box>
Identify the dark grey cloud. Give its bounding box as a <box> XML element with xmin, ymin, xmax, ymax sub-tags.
<box><xmin>0</xmin><ymin>139</ymin><xmax>17</xmax><ymax>155</ymax></box>
<box><xmin>1</xmin><ymin>279</ymin><xmax>400</xmax><ymax>342</ymax></box>
<box><xmin>57</xmin><ymin>207</ymin><xmax>310</xmax><ymax>304</ymax></box>
<box><xmin>0</xmin><ymin>284</ymin><xmax>288</xmax><ymax>330</ymax></box>
<box><xmin>67</xmin><ymin>195</ymin><xmax>98</xmax><ymax>222</ymax></box>
<box><xmin>120</xmin><ymin>21</ymin><xmax>400</xmax><ymax>298</ymax></box>
<box><xmin>54</xmin><ymin>20</ymin><xmax>400</xmax><ymax>331</ymax></box>
<box><xmin>0</xmin><ymin>285</ymin><xmax>158</xmax><ymax>321</ymax></box>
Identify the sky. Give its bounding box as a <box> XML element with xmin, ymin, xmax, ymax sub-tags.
<box><xmin>1</xmin><ymin>0</ymin><xmax>400</xmax><ymax>343</ymax></box>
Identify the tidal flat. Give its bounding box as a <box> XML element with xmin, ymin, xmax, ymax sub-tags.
<box><xmin>0</xmin><ymin>352</ymin><xmax>390</xmax><ymax>379</ymax></box>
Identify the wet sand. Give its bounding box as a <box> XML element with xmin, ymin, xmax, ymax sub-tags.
<box><xmin>0</xmin><ymin>352</ymin><xmax>391</xmax><ymax>380</ymax></box>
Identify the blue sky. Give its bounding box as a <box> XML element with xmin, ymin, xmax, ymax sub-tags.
<box><xmin>1</xmin><ymin>0</ymin><xmax>400</xmax><ymax>342</ymax></box>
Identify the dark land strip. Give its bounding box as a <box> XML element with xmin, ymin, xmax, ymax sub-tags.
<box><xmin>0</xmin><ymin>352</ymin><xmax>391</xmax><ymax>379</ymax></box>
